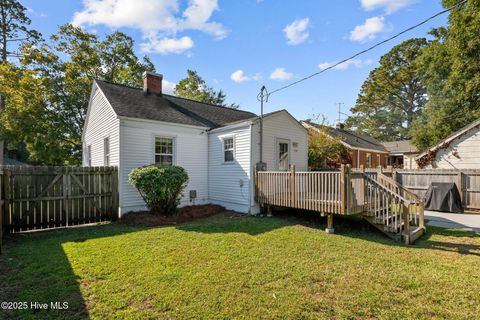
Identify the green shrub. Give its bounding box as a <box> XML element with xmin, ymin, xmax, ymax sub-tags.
<box><xmin>128</xmin><ymin>165</ymin><xmax>189</xmax><ymax>215</ymax></box>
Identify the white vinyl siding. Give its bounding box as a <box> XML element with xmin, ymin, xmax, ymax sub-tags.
<box><xmin>82</xmin><ymin>85</ymin><xmax>119</xmax><ymax>167</ymax></box>
<box><xmin>429</xmin><ymin>127</ymin><xmax>480</xmax><ymax>169</ymax></box>
<box><xmin>119</xmin><ymin>119</ymin><xmax>208</xmax><ymax>214</ymax></box>
<box><xmin>208</xmin><ymin>125</ymin><xmax>251</xmax><ymax>212</ymax></box>
<box><xmin>251</xmin><ymin>111</ymin><xmax>308</xmax><ymax>172</ymax></box>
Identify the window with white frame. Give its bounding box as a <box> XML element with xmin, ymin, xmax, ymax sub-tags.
<box><xmin>384</xmin><ymin>155</ymin><xmax>389</xmax><ymax>167</ymax></box>
<box><xmin>376</xmin><ymin>154</ymin><xmax>381</xmax><ymax>167</ymax></box>
<box><xmin>155</xmin><ymin>137</ymin><xmax>174</xmax><ymax>165</ymax></box>
<box><xmin>104</xmin><ymin>137</ymin><xmax>110</xmax><ymax>166</ymax></box>
<box><xmin>223</xmin><ymin>137</ymin><xmax>234</xmax><ymax>162</ymax></box>
<box><xmin>87</xmin><ymin>145</ymin><xmax>92</xmax><ymax>166</ymax></box>
<box><xmin>366</xmin><ymin>153</ymin><xmax>372</xmax><ymax>168</ymax></box>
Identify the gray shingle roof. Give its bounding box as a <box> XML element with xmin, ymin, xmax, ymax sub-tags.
<box><xmin>301</xmin><ymin>121</ymin><xmax>387</xmax><ymax>152</ymax></box>
<box><xmin>95</xmin><ymin>80</ymin><xmax>257</xmax><ymax>128</ymax></box>
<box><xmin>329</xmin><ymin>128</ymin><xmax>388</xmax><ymax>152</ymax></box>
<box><xmin>382</xmin><ymin>140</ymin><xmax>418</xmax><ymax>154</ymax></box>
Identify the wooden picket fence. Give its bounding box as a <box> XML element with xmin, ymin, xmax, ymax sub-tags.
<box><xmin>0</xmin><ymin>166</ymin><xmax>119</xmax><ymax>235</ymax></box>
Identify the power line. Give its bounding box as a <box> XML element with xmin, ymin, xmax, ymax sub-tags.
<box><xmin>266</xmin><ymin>0</ymin><xmax>467</xmax><ymax>97</ymax></box>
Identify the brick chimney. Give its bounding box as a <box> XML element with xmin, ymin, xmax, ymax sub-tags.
<box><xmin>336</xmin><ymin>122</ymin><xmax>344</xmax><ymax>130</ymax></box>
<box><xmin>143</xmin><ymin>71</ymin><xmax>163</xmax><ymax>95</ymax></box>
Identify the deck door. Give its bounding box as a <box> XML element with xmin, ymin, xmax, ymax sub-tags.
<box><xmin>277</xmin><ymin>139</ymin><xmax>290</xmax><ymax>171</ymax></box>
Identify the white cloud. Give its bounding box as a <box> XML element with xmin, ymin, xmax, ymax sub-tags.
<box><xmin>318</xmin><ymin>59</ymin><xmax>373</xmax><ymax>71</ymax></box>
<box><xmin>72</xmin><ymin>0</ymin><xmax>227</xmax><ymax>54</ymax></box>
<box><xmin>283</xmin><ymin>18</ymin><xmax>310</xmax><ymax>45</ymax></box>
<box><xmin>140</xmin><ymin>36</ymin><xmax>194</xmax><ymax>54</ymax></box>
<box><xmin>230</xmin><ymin>70</ymin><xmax>261</xmax><ymax>83</ymax></box>
<box><xmin>163</xmin><ymin>79</ymin><xmax>176</xmax><ymax>94</ymax></box>
<box><xmin>350</xmin><ymin>16</ymin><xmax>385</xmax><ymax>42</ymax></box>
<box><xmin>361</xmin><ymin>0</ymin><xmax>415</xmax><ymax>14</ymax></box>
<box><xmin>270</xmin><ymin>67</ymin><xmax>293</xmax><ymax>81</ymax></box>
<box><xmin>230</xmin><ymin>70</ymin><xmax>250</xmax><ymax>83</ymax></box>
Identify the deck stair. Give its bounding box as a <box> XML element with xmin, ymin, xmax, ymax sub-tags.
<box><xmin>362</xmin><ymin>172</ymin><xmax>425</xmax><ymax>244</ymax></box>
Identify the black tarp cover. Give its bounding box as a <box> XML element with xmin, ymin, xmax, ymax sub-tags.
<box><xmin>424</xmin><ymin>182</ymin><xmax>463</xmax><ymax>213</ymax></box>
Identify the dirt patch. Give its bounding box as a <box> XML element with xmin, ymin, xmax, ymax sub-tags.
<box><xmin>120</xmin><ymin>204</ymin><xmax>225</xmax><ymax>227</ymax></box>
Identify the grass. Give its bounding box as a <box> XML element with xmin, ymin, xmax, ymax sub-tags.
<box><xmin>1</xmin><ymin>212</ymin><xmax>479</xmax><ymax>319</ymax></box>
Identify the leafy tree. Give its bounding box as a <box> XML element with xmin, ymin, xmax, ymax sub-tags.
<box><xmin>174</xmin><ymin>70</ymin><xmax>239</xmax><ymax>108</ymax></box>
<box><xmin>304</xmin><ymin>120</ymin><xmax>349</xmax><ymax>169</ymax></box>
<box><xmin>0</xmin><ymin>0</ymin><xmax>41</xmax><ymax>163</ymax></box>
<box><xmin>345</xmin><ymin>38</ymin><xmax>428</xmax><ymax>141</ymax></box>
<box><xmin>0</xmin><ymin>0</ymin><xmax>41</xmax><ymax>62</ymax></box>
<box><xmin>411</xmin><ymin>0</ymin><xmax>480</xmax><ymax>150</ymax></box>
<box><xmin>5</xmin><ymin>24</ymin><xmax>155</xmax><ymax>164</ymax></box>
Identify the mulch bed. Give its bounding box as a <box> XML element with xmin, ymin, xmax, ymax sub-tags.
<box><xmin>120</xmin><ymin>204</ymin><xmax>225</xmax><ymax>227</ymax></box>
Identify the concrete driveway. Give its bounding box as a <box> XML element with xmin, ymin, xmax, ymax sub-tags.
<box><xmin>425</xmin><ymin>210</ymin><xmax>480</xmax><ymax>232</ymax></box>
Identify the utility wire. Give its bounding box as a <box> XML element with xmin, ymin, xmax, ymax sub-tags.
<box><xmin>267</xmin><ymin>0</ymin><xmax>467</xmax><ymax>97</ymax></box>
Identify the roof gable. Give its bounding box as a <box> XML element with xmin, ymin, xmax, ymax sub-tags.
<box><xmin>417</xmin><ymin>117</ymin><xmax>480</xmax><ymax>160</ymax></box>
<box><xmin>95</xmin><ymin>80</ymin><xmax>257</xmax><ymax>129</ymax></box>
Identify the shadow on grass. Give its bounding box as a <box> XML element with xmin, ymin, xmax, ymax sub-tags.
<box><xmin>0</xmin><ymin>223</ymin><xmax>147</xmax><ymax>320</ymax></box>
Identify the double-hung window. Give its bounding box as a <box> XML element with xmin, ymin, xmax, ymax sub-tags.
<box><xmin>155</xmin><ymin>137</ymin><xmax>174</xmax><ymax>165</ymax></box>
<box><xmin>104</xmin><ymin>137</ymin><xmax>110</xmax><ymax>166</ymax></box>
<box><xmin>366</xmin><ymin>153</ymin><xmax>372</xmax><ymax>168</ymax></box>
<box><xmin>376</xmin><ymin>154</ymin><xmax>381</xmax><ymax>167</ymax></box>
<box><xmin>223</xmin><ymin>137</ymin><xmax>235</xmax><ymax>162</ymax></box>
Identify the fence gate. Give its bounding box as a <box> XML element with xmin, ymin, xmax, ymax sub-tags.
<box><xmin>1</xmin><ymin>166</ymin><xmax>118</xmax><ymax>233</ymax></box>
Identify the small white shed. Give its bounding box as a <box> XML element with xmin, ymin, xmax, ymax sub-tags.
<box><xmin>82</xmin><ymin>72</ymin><xmax>308</xmax><ymax>215</ymax></box>
<box><xmin>416</xmin><ymin>118</ymin><xmax>480</xmax><ymax>169</ymax></box>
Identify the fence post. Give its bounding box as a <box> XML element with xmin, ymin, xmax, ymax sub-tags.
<box><xmin>340</xmin><ymin>164</ymin><xmax>345</xmax><ymax>214</ymax></box>
<box><xmin>290</xmin><ymin>164</ymin><xmax>296</xmax><ymax>207</ymax></box>
<box><xmin>360</xmin><ymin>165</ymin><xmax>366</xmax><ymax>210</ymax></box>
<box><xmin>457</xmin><ymin>171</ymin><xmax>464</xmax><ymax>205</ymax></box>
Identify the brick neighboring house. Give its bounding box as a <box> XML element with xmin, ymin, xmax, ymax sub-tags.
<box><xmin>301</xmin><ymin>121</ymin><xmax>389</xmax><ymax>169</ymax></box>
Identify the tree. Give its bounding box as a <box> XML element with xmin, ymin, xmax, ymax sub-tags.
<box><xmin>411</xmin><ymin>0</ymin><xmax>480</xmax><ymax>150</ymax></box>
<box><xmin>0</xmin><ymin>0</ymin><xmax>41</xmax><ymax>163</ymax></box>
<box><xmin>304</xmin><ymin>119</ymin><xmax>349</xmax><ymax>169</ymax></box>
<box><xmin>345</xmin><ymin>38</ymin><xmax>428</xmax><ymax>142</ymax></box>
<box><xmin>4</xmin><ymin>24</ymin><xmax>155</xmax><ymax>164</ymax></box>
<box><xmin>0</xmin><ymin>0</ymin><xmax>41</xmax><ymax>62</ymax></box>
<box><xmin>174</xmin><ymin>70</ymin><xmax>239</xmax><ymax>108</ymax></box>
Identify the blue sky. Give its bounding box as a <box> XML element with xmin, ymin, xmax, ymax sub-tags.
<box><xmin>22</xmin><ymin>0</ymin><xmax>447</xmax><ymax>123</ymax></box>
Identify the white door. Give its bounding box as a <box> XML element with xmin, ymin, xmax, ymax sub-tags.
<box><xmin>277</xmin><ymin>139</ymin><xmax>290</xmax><ymax>171</ymax></box>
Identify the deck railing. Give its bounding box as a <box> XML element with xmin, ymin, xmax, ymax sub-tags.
<box><xmin>256</xmin><ymin>165</ymin><xmax>352</xmax><ymax>215</ymax></box>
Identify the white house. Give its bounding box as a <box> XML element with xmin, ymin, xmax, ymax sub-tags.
<box><xmin>82</xmin><ymin>72</ymin><xmax>308</xmax><ymax>216</ymax></box>
<box><xmin>416</xmin><ymin>118</ymin><xmax>480</xmax><ymax>169</ymax></box>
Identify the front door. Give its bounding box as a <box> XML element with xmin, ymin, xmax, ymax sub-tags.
<box><xmin>277</xmin><ymin>139</ymin><xmax>290</xmax><ymax>171</ymax></box>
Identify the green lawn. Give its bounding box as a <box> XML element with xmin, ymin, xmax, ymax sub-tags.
<box><xmin>1</xmin><ymin>212</ymin><xmax>479</xmax><ymax>320</ymax></box>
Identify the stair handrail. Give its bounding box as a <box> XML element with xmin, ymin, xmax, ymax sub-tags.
<box><xmin>364</xmin><ymin>173</ymin><xmax>410</xmax><ymax>204</ymax></box>
<box><xmin>376</xmin><ymin>172</ymin><xmax>422</xmax><ymax>204</ymax></box>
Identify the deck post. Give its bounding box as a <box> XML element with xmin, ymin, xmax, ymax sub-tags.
<box><xmin>402</xmin><ymin>203</ymin><xmax>410</xmax><ymax>244</ymax></box>
<box><xmin>290</xmin><ymin>164</ymin><xmax>296</xmax><ymax>208</ymax></box>
<box><xmin>419</xmin><ymin>201</ymin><xmax>425</xmax><ymax>229</ymax></box>
<box><xmin>325</xmin><ymin>214</ymin><xmax>334</xmax><ymax>234</ymax></box>
<box><xmin>360</xmin><ymin>165</ymin><xmax>365</xmax><ymax>211</ymax></box>
<box><xmin>340</xmin><ymin>164</ymin><xmax>345</xmax><ymax>214</ymax></box>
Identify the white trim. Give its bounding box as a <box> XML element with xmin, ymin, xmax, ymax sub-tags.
<box><xmin>208</xmin><ymin>121</ymin><xmax>253</xmax><ymax>133</ymax></box>
<box><xmin>118</xmin><ymin>115</ymin><xmax>209</xmax><ymax>130</ymax></box>
<box><xmin>221</xmin><ymin>135</ymin><xmax>236</xmax><ymax>164</ymax></box>
<box><xmin>153</xmin><ymin>135</ymin><xmax>176</xmax><ymax>165</ymax></box>
<box><xmin>103</xmin><ymin>135</ymin><xmax>110</xmax><ymax>166</ymax></box>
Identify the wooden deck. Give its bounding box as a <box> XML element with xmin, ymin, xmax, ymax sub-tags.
<box><xmin>255</xmin><ymin>165</ymin><xmax>425</xmax><ymax>244</ymax></box>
